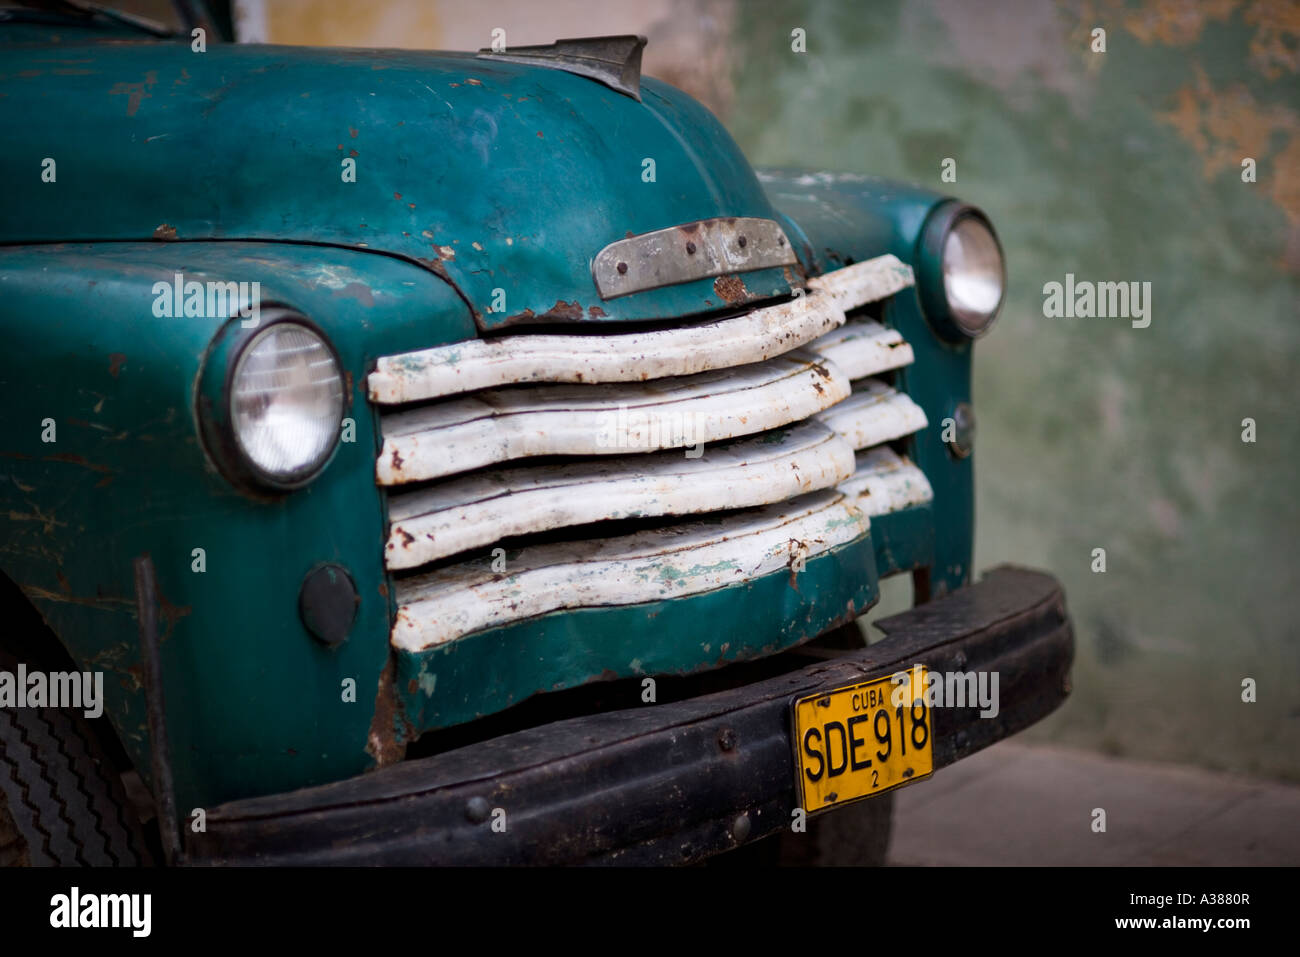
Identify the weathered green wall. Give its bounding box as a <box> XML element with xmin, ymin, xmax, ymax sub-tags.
<box><xmin>728</xmin><ymin>0</ymin><xmax>1300</xmax><ymax>780</ymax></box>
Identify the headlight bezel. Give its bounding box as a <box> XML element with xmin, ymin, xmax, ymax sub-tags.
<box><xmin>916</xmin><ymin>201</ymin><xmax>1005</xmax><ymax>341</ymax></box>
<box><xmin>197</xmin><ymin>306</ymin><xmax>348</xmax><ymax>495</ymax></box>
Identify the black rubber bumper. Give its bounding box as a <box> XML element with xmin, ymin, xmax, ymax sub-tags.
<box><xmin>188</xmin><ymin>565</ymin><xmax>1072</xmax><ymax>865</ymax></box>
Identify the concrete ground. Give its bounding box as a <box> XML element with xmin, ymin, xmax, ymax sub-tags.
<box><xmin>887</xmin><ymin>741</ymin><xmax>1300</xmax><ymax>866</ymax></box>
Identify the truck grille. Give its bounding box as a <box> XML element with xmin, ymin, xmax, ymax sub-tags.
<box><xmin>369</xmin><ymin>255</ymin><xmax>932</xmax><ymax>652</ymax></box>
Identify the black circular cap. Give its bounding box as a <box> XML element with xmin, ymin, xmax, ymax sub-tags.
<box><xmin>299</xmin><ymin>563</ymin><xmax>359</xmax><ymax>646</ymax></box>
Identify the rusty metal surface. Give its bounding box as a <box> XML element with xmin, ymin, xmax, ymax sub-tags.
<box><xmin>186</xmin><ymin>565</ymin><xmax>1072</xmax><ymax>866</ymax></box>
<box><xmin>592</xmin><ymin>217</ymin><xmax>798</xmax><ymax>299</ymax></box>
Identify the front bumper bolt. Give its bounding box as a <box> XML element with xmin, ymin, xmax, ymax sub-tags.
<box><xmin>717</xmin><ymin>728</ymin><xmax>737</xmax><ymax>752</ymax></box>
<box><xmin>731</xmin><ymin>813</ymin><xmax>751</xmax><ymax>843</ymax></box>
<box><xmin>946</xmin><ymin>402</ymin><xmax>976</xmax><ymax>459</ymax></box>
<box><xmin>465</xmin><ymin>796</ymin><xmax>491</xmax><ymax>823</ymax></box>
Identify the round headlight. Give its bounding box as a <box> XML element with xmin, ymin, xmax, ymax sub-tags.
<box><xmin>230</xmin><ymin>323</ymin><xmax>344</xmax><ymax>484</ymax></box>
<box><xmin>917</xmin><ymin>203</ymin><xmax>1006</xmax><ymax>341</ymax></box>
<box><xmin>941</xmin><ymin>215</ymin><xmax>1004</xmax><ymax>337</ymax></box>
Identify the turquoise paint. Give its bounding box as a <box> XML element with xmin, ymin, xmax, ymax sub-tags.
<box><xmin>0</xmin><ymin>241</ymin><xmax>472</xmax><ymax>811</ymax></box>
<box><xmin>0</xmin><ymin>18</ymin><xmax>976</xmax><ymax>808</ymax></box>
<box><xmin>0</xmin><ymin>34</ymin><xmax>804</xmax><ymax>327</ymax></box>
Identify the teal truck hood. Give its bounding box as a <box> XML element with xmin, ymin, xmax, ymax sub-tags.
<box><xmin>0</xmin><ymin>35</ymin><xmax>806</xmax><ymax>327</ymax></box>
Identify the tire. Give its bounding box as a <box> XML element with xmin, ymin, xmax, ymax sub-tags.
<box><xmin>0</xmin><ymin>691</ymin><xmax>151</xmax><ymax>867</ymax></box>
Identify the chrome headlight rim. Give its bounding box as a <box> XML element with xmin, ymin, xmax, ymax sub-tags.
<box><xmin>916</xmin><ymin>201</ymin><xmax>1005</xmax><ymax>342</ymax></box>
<box><xmin>197</xmin><ymin>307</ymin><xmax>347</xmax><ymax>495</ymax></box>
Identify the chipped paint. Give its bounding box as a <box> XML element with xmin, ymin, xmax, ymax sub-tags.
<box><xmin>390</xmin><ymin>490</ymin><xmax>869</xmax><ymax>652</ymax></box>
<box><xmin>805</xmin><ymin>318</ymin><xmax>914</xmax><ymax>379</ymax></box>
<box><xmin>837</xmin><ymin>447</ymin><xmax>934</xmax><ymax>515</ymax></box>
<box><xmin>384</xmin><ymin>421</ymin><xmax>854</xmax><ymax>569</ymax></box>
<box><xmin>816</xmin><ymin>379</ymin><xmax>929</xmax><ymax>451</ymax></box>
<box><xmin>368</xmin><ymin>287</ymin><xmax>846</xmax><ymax>404</ymax></box>
<box><xmin>806</xmin><ymin>253</ymin><xmax>915</xmax><ymax>311</ymax></box>
<box><xmin>375</xmin><ymin>351</ymin><xmax>851</xmax><ymax>485</ymax></box>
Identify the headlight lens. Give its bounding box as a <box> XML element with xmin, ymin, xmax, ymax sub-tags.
<box><xmin>230</xmin><ymin>323</ymin><xmax>344</xmax><ymax>483</ymax></box>
<box><xmin>941</xmin><ymin>215</ymin><xmax>1004</xmax><ymax>336</ymax></box>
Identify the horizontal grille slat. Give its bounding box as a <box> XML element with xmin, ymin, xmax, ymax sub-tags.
<box><xmin>815</xmin><ymin>380</ymin><xmax>929</xmax><ymax>451</ymax></box>
<box><xmin>839</xmin><ymin>447</ymin><xmax>934</xmax><ymax>516</ymax></box>
<box><xmin>384</xmin><ymin>421</ymin><xmax>854</xmax><ymax>570</ymax></box>
<box><xmin>368</xmin><ymin>287</ymin><xmax>844</xmax><ymax>404</ymax></box>
<box><xmin>375</xmin><ymin>350</ymin><xmax>850</xmax><ymax>485</ymax></box>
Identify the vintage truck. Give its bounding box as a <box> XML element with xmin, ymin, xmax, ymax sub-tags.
<box><xmin>0</xmin><ymin>4</ymin><xmax>1073</xmax><ymax>865</ymax></box>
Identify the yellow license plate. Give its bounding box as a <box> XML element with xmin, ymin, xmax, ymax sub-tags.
<box><xmin>792</xmin><ymin>667</ymin><xmax>934</xmax><ymax>813</ymax></box>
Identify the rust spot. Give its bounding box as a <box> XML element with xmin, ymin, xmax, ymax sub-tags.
<box><xmin>390</xmin><ymin>448</ymin><xmax>405</xmax><ymax>472</ymax></box>
<box><xmin>365</xmin><ymin>657</ymin><xmax>408</xmax><ymax>768</ymax></box>
<box><xmin>377</xmin><ymin>581</ymin><xmax>389</xmax><ymax>599</ymax></box>
<box><xmin>536</xmin><ymin>131</ymin><xmax>544</xmax><ymax>138</ymax></box>
<box><xmin>465</xmin><ymin>78</ymin><xmax>482</xmax><ymax>86</ymax></box>
<box><xmin>541</xmin><ymin>300</ymin><xmax>584</xmax><ymax>321</ymax></box>
<box><xmin>393</xmin><ymin>192</ymin><xmax>402</xmax><ymax>200</ymax></box>
<box><xmin>349</xmin><ymin>127</ymin><xmax>358</xmax><ymax>138</ymax></box>
<box><xmin>349</xmin><ymin>148</ymin><xmax>359</xmax><ymax>158</ymax></box>
<box><xmin>153</xmin><ymin>223</ymin><xmax>177</xmax><ymax>241</ymax></box>
<box><xmin>505</xmin><ymin>307</ymin><xmax>536</xmax><ymax>322</ymax></box>
<box><xmin>588</xmin><ymin>305</ymin><xmax>607</xmax><ymax>318</ymax></box>
<box><xmin>713</xmin><ymin>274</ymin><xmax>748</xmax><ymax>304</ymax></box>
<box><xmin>415</xmin><ymin>257</ymin><xmax>452</xmax><ymax>283</ymax></box>
<box><xmin>397</xmin><ymin>528</ymin><xmax>415</xmax><ymax>547</ymax></box>
<box><xmin>108</xmin><ymin>353</ymin><xmax>126</xmax><ymax>378</ymax></box>
<box><xmin>156</xmin><ymin>586</ymin><xmax>192</xmax><ymax>643</ymax></box>
<box><xmin>108</xmin><ymin>70</ymin><xmax>156</xmax><ymax>116</ymax></box>
<box><xmin>679</xmin><ymin>222</ymin><xmax>700</xmax><ymax>235</ymax></box>
<box><xmin>45</xmin><ymin>453</ymin><xmax>113</xmax><ymax>474</ymax></box>
<box><xmin>811</xmin><ymin>363</ymin><xmax>832</xmax><ymax>379</ymax></box>
<box><xmin>124</xmin><ymin>664</ymin><xmax>145</xmax><ymax>693</ymax></box>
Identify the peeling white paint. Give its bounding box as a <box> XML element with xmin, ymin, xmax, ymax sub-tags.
<box><xmin>806</xmin><ymin>254</ymin><xmax>915</xmax><ymax>312</ymax></box>
<box><xmin>816</xmin><ymin>379</ymin><xmax>928</xmax><ymax>451</ymax></box>
<box><xmin>367</xmin><ymin>288</ymin><xmax>846</xmax><ymax>405</ymax></box>
<box><xmin>390</xmin><ymin>490</ymin><xmax>870</xmax><ymax>652</ymax></box>
<box><xmin>837</xmin><ymin>447</ymin><xmax>934</xmax><ymax>515</ymax></box>
<box><xmin>376</xmin><ymin>350</ymin><xmax>851</xmax><ymax>485</ymax></box>
<box><xmin>805</xmin><ymin>318</ymin><xmax>914</xmax><ymax>379</ymax></box>
<box><xmin>385</xmin><ymin>421</ymin><xmax>855</xmax><ymax>569</ymax></box>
